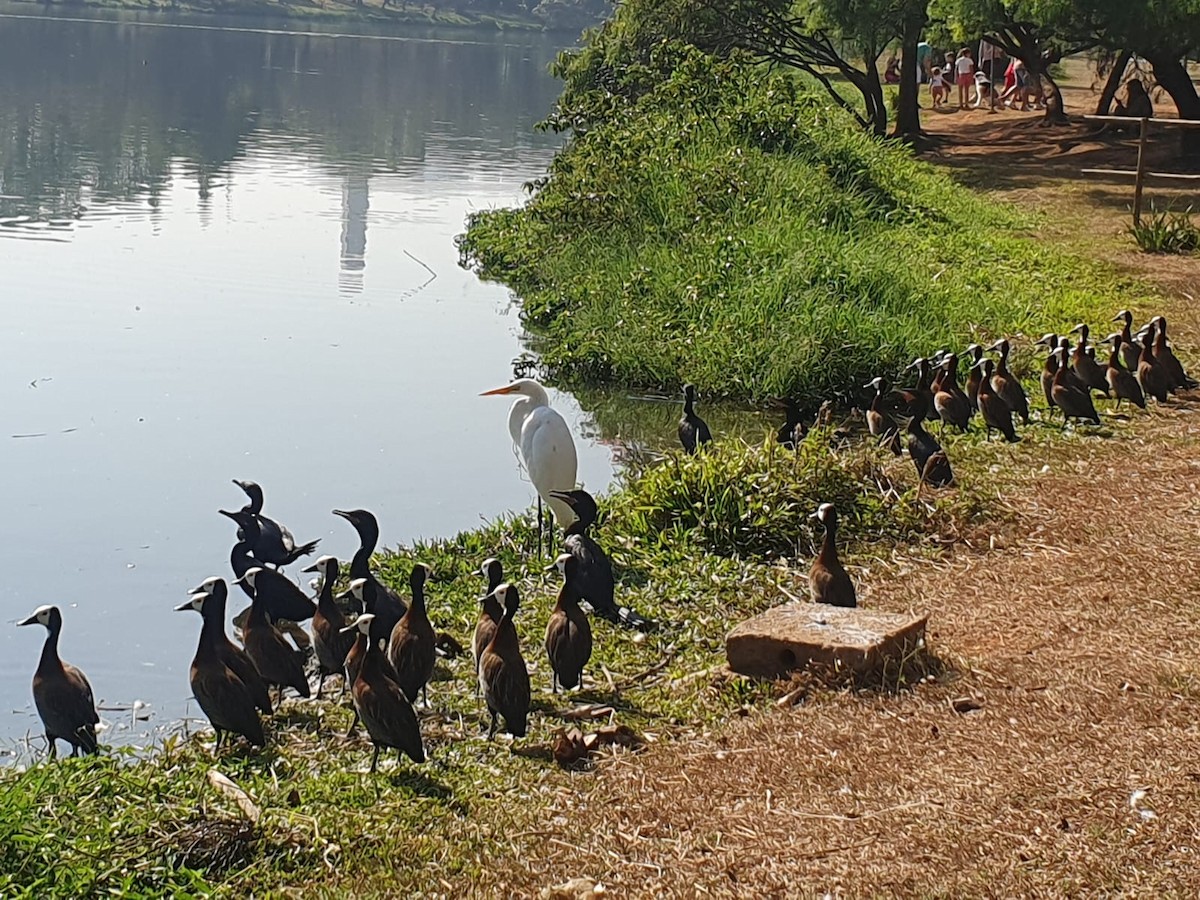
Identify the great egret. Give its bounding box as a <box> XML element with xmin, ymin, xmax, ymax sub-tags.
<box><xmin>480</xmin><ymin>378</ymin><xmax>578</xmax><ymax>553</ymax></box>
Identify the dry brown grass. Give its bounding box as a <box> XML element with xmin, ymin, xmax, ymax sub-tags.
<box><xmin>457</xmin><ymin>61</ymin><xmax>1200</xmax><ymax>898</ymax></box>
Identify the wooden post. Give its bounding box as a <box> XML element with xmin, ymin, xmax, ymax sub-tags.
<box><xmin>1133</xmin><ymin>117</ymin><xmax>1149</xmax><ymax>227</ymax></box>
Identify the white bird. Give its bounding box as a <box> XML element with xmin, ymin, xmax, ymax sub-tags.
<box><xmin>480</xmin><ymin>378</ymin><xmax>578</xmax><ymax>551</ymax></box>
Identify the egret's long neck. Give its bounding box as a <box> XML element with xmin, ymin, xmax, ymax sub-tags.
<box><xmin>507</xmin><ymin>390</ymin><xmax>547</xmax><ymax>447</ymax></box>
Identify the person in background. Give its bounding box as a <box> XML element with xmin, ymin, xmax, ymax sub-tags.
<box><xmin>916</xmin><ymin>40</ymin><xmax>932</xmax><ymax>85</ymax></box>
<box><xmin>929</xmin><ymin>64</ymin><xmax>948</xmax><ymax>108</ymax></box>
<box><xmin>978</xmin><ymin>38</ymin><xmax>1001</xmax><ymax>89</ymax></box>
<box><xmin>884</xmin><ymin>55</ymin><xmax>901</xmax><ymax>84</ymax></box>
<box><xmin>954</xmin><ymin>48</ymin><xmax>975</xmax><ymax>110</ymax></box>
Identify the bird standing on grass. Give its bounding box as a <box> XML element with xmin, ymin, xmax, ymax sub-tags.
<box><xmin>332</xmin><ymin>508</ymin><xmax>407</xmax><ymax>631</ymax></box>
<box><xmin>343</xmin><ymin>615</ymin><xmax>425</xmax><ymax>773</ymax></box>
<box><xmin>18</xmin><ymin>605</ymin><xmax>100</xmax><ymax>759</ymax></box>
<box><xmin>473</xmin><ymin>559</ymin><xmax>505</xmax><ymax>694</ymax></box>
<box><xmin>809</xmin><ymin>503</ymin><xmax>856</xmax><ymax>608</ymax></box>
<box><xmin>478</xmin><ymin>583</ymin><xmax>531</xmax><ymax>740</ymax></box>
<box><xmin>1051</xmin><ymin>347</ymin><xmax>1101</xmax><ymax>426</ymax></box>
<box><xmin>235</xmin><ymin>568</ymin><xmax>311</xmax><ymax>701</ymax></box>
<box><xmin>987</xmin><ymin>339</ymin><xmax>1030</xmax><ymax>426</ymax></box>
<box><xmin>303</xmin><ymin>555</ymin><xmax>355</xmax><ymax>698</ymax></box>
<box><xmin>976</xmin><ymin>359</ymin><xmax>1020</xmax><ymax>443</ymax></box>
<box><xmin>1101</xmin><ymin>334</ymin><xmax>1146</xmax><ymax>411</ymax></box>
<box><xmin>387</xmin><ymin>564</ymin><xmax>437</xmax><ymax>707</ymax></box>
<box><xmin>480</xmin><ymin>378</ymin><xmax>579</xmax><ymax>555</ymax></box>
<box><xmin>678</xmin><ymin>383</ymin><xmax>712</xmax><ymax>455</ymax></box>
<box><xmin>544</xmin><ymin>553</ymin><xmax>593</xmax><ymax>693</ymax></box>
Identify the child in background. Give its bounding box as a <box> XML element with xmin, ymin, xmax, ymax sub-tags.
<box><xmin>929</xmin><ymin>65</ymin><xmax>948</xmax><ymax>107</ymax></box>
<box><xmin>954</xmin><ymin>48</ymin><xmax>975</xmax><ymax>110</ymax></box>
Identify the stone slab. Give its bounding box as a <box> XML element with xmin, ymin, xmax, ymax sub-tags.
<box><xmin>725</xmin><ymin>601</ymin><xmax>928</xmax><ymax>680</ymax></box>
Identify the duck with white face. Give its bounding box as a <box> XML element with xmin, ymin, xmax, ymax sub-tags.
<box><xmin>18</xmin><ymin>605</ymin><xmax>100</xmax><ymax>759</ymax></box>
<box><xmin>808</xmin><ymin>503</ymin><xmax>856</xmax><ymax>609</ymax></box>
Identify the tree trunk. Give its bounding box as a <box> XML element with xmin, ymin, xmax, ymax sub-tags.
<box><xmin>1095</xmin><ymin>49</ymin><xmax>1133</xmax><ymax>116</ymax></box>
<box><xmin>1147</xmin><ymin>53</ymin><xmax>1200</xmax><ymax>157</ymax></box>
<box><xmin>892</xmin><ymin>15</ymin><xmax>924</xmax><ymax>140</ymax></box>
<box><xmin>862</xmin><ymin>59</ymin><xmax>887</xmax><ymax>136</ymax></box>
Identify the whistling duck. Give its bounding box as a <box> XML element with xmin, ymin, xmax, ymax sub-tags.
<box><xmin>1051</xmin><ymin>347</ymin><xmax>1101</xmax><ymax>425</ymax></box>
<box><xmin>175</xmin><ymin>590</ymin><xmax>266</xmax><ymax>748</ymax></box>
<box><xmin>933</xmin><ymin>355</ymin><xmax>971</xmax><ymax>432</ymax></box>
<box><xmin>544</xmin><ymin>553</ymin><xmax>594</xmax><ymax>692</ymax></box>
<box><xmin>678</xmin><ymin>383</ymin><xmax>713</xmax><ymax>454</ymax></box>
<box><xmin>184</xmin><ymin>577</ymin><xmax>273</xmax><ymax>715</ymax></box>
<box><xmin>302</xmin><ymin>555</ymin><xmax>355</xmax><ymax>697</ymax></box>
<box><xmin>332</xmin><ymin>508</ymin><xmax>406</xmax><ymax>632</ymax></box>
<box><xmin>1033</xmin><ymin>334</ymin><xmax>1060</xmax><ymax>412</ymax></box>
<box><xmin>1151</xmin><ymin>316</ymin><xmax>1196</xmax><ymax>391</ymax></box>
<box><xmin>343</xmin><ymin>615</ymin><xmax>425</xmax><ymax>772</ymax></box>
<box><xmin>220</xmin><ymin>509</ymin><xmax>316</xmax><ymax>625</ymax></box>
<box><xmin>549</xmin><ymin>489</ymin><xmax>652</xmax><ymax>630</ymax></box>
<box><xmin>473</xmin><ymin>558</ymin><xmax>505</xmax><ymax>693</ymax></box>
<box><xmin>864</xmin><ymin>377</ymin><xmax>901</xmax><ymax>455</ymax></box>
<box><xmin>1067</xmin><ymin>324</ymin><xmax>1110</xmax><ymax>396</ymax></box>
<box><xmin>235</xmin><ymin>568</ymin><xmax>311</xmax><ymax>699</ymax></box>
<box><xmin>897</xmin><ymin>357</ymin><xmax>934</xmax><ymax>422</ymax></box>
<box><xmin>338</xmin><ymin>577</ymin><xmax>395</xmax><ymax>652</ymax></box>
<box><xmin>809</xmin><ymin>503</ymin><xmax>856</xmax><ymax>608</ymax></box>
<box><xmin>18</xmin><ymin>606</ymin><xmax>100</xmax><ymax>758</ymax></box>
<box><xmin>1101</xmin><ymin>334</ymin><xmax>1146</xmax><ymax>410</ymax></box>
<box><xmin>1112</xmin><ymin>310</ymin><xmax>1144</xmax><ymax>372</ymax></box>
<box><xmin>904</xmin><ymin>416</ymin><xmax>952</xmax><ymax>486</ymax></box>
<box><xmin>387</xmin><ymin>564</ymin><xmax>437</xmax><ymax>707</ymax></box>
<box><xmin>987</xmin><ymin>339</ymin><xmax>1030</xmax><ymax>425</ymax></box>
<box><xmin>976</xmin><ymin>359</ymin><xmax>1020</xmax><ymax>442</ymax></box>
<box><xmin>963</xmin><ymin>344</ymin><xmax>984</xmax><ymax>411</ymax></box>
<box><xmin>231</xmin><ymin>479</ymin><xmax>319</xmax><ymax>568</ymax></box>
<box><xmin>1137</xmin><ymin>330</ymin><xmax>1170</xmax><ymax>403</ymax></box>
<box><xmin>478</xmin><ymin>583</ymin><xmax>531</xmax><ymax>739</ymax></box>
<box><xmin>775</xmin><ymin>398</ymin><xmax>809</xmax><ymax>449</ymax></box>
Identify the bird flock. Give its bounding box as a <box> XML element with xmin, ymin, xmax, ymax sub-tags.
<box><xmin>14</xmin><ymin>316</ymin><xmax>1192</xmax><ymax>767</ymax></box>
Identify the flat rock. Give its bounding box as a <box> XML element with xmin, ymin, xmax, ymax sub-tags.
<box><xmin>726</xmin><ymin>602</ymin><xmax>928</xmax><ymax>680</ymax></box>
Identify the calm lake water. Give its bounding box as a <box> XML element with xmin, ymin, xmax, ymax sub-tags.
<box><xmin>0</xmin><ymin>10</ymin><xmax>621</xmax><ymax>748</ymax></box>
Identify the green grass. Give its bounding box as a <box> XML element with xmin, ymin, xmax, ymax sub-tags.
<box><xmin>1128</xmin><ymin>205</ymin><xmax>1200</xmax><ymax>255</ymax></box>
<box><xmin>458</xmin><ymin>47</ymin><xmax>1152</xmax><ymax>402</ymax></box>
<box><xmin>0</xmin><ymin>434</ymin><xmax>982</xmax><ymax>895</ymax></box>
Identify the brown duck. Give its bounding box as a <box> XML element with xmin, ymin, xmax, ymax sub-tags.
<box><xmin>544</xmin><ymin>553</ymin><xmax>594</xmax><ymax>693</ymax></box>
<box><xmin>1136</xmin><ymin>330</ymin><xmax>1170</xmax><ymax>403</ymax></box>
<box><xmin>18</xmin><ymin>605</ymin><xmax>100</xmax><ymax>758</ymax></box>
<box><xmin>905</xmin><ymin>417</ymin><xmax>954</xmax><ymax>488</ymax></box>
<box><xmin>302</xmin><ymin>555</ymin><xmax>355</xmax><ymax>698</ymax></box>
<box><xmin>1112</xmin><ymin>310</ymin><xmax>1143</xmax><ymax>372</ymax></box>
<box><xmin>809</xmin><ymin>503</ymin><xmax>856</xmax><ymax>608</ymax></box>
<box><xmin>1101</xmin><ymin>334</ymin><xmax>1145</xmax><ymax>410</ymax></box>
<box><xmin>1151</xmin><ymin>316</ymin><xmax>1197</xmax><ymax>391</ymax></box>
<box><xmin>185</xmin><ymin>577</ymin><xmax>273</xmax><ymax>715</ymax></box>
<box><xmin>343</xmin><ymin>615</ymin><xmax>425</xmax><ymax>773</ymax></box>
<box><xmin>236</xmin><ymin>567</ymin><xmax>311</xmax><ymax>700</ymax></box>
<box><xmin>473</xmin><ymin>558</ymin><xmax>505</xmax><ymax>695</ymax></box>
<box><xmin>864</xmin><ymin>377</ymin><xmax>901</xmax><ymax>455</ymax></box>
<box><xmin>962</xmin><ymin>344</ymin><xmax>984</xmax><ymax>411</ymax></box>
<box><xmin>976</xmin><ymin>359</ymin><xmax>1020</xmax><ymax>442</ymax></box>
<box><xmin>175</xmin><ymin>590</ymin><xmax>266</xmax><ymax>748</ymax></box>
<box><xmin>933</xmin><ymin>354</ymin><xmax>971</xmax><ymax>432</ymax></box>
<box><xmin>478</xmin><ymin>583</ymin><xmax>531</xmax><ymax>739</ymax></box>
<box><xmin>1051</xmin><ymin>347</ymin><xmax>1101</xmax><ymax>425</ymax></box>
<box><xmin>1068</xmin><ymin>323</ymin><xmax>1110</xmax><ymax>397</ymax></box>
<box><xmin>386</xmin><ymin>563</ymin><xmax>437</xmax><ymax>707</ymax></box>
<box><xmin>987</xmin><ymin>339</ymin><xmax>1029</xmax><ymax>425</ymax></box>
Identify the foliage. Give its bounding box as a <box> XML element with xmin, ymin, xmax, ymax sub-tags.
<box><xmin>459</xmin><ymin>48</ymin><xmax>1138</xmax><ymax>402</ymax></box>
<box><xmin>1128</xmin><ymin>206</ymin><xmax>1200</xmax><ymax>254</ymax></box>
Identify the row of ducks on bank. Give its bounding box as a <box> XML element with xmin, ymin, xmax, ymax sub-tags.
<box><xmin>14</xmin><ymin>484</ymin><xmax>633</xmax><ymax>770</ymax></box>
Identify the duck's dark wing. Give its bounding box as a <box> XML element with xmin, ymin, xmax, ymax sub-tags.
<box><xmin>564</xmin><ymin>533</ymin><xmax>654</xmax><ymax>631</ymax></box>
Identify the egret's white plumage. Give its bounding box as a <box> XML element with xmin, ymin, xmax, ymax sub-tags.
<box><xmin>481</xmin><ymin>378</ymin><xmax>578</xmax><ymax>527</ymax></box>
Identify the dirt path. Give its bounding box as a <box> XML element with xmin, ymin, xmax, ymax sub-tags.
<box><xmin>471</xmin><ymin>72</ymin><xmax>1200</xmax><ymax>897</ymax></box>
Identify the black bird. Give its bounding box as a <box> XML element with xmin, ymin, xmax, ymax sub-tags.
<box><xmin>904</xmin><ymin>414</ymin><xmax>953</xmax><ymax>486</ymax></box>
<box><xmin>548</xmin><ymin>489</ymin><xmax>653</xmax><ymax>631</ymax></box>
<box><xmin>302</xmin><ymin>555</ymin><xmax>355</xmax><ymax>697</ymax></box>
<box><xmin>472</xmin><ymin>558</ymin><xmax>505</xmax><ymax>693</ymax></box>
<box><xmin>478</xmin><ymin>583</ymin><xmax>531</xmax><ymax>739</ymax></box>
<box><xmin>332</xmin><ymin>509</ymin><xmax>407</xmax><ymax>632</ymax></box>
<box><xmin>184</xmin><ymin>578</ymin><xmax>273</xmax><ymax>715</ymax></box>
<box><xmin>544</xmin><ymin>553</ymin><xmax>594</xmax><ymax>693</ymax></box>
<box><xmin>1051</xmin><ymin>347</ymin><xmax>1101</xmax><ymax>425</ymax></box>
<box><xmin>678</xmin><ymin>384</ymin><xmax>712</xmax><ymax>455</ymax></box>
<box><xmin>17</xmin><ymin>606</ymin><xmax>100</xmax><ymax>758</ymax></box>
<box><xmin>863</xmin><ymin>377</ymin><xmax>901</xmax><ymax>455</ymax></box>
<box><xmin>386</xmin><ymin>564</ymin><xmax>437</xmax><ymax>707</ymax></box>
<box><xmin>175</xmin><ymin>590</ymin><xmax>266</xmax><ymax>748</ymax></box>
<box><xmin>337</xmin><ymin>578</ymin><xmax>396</xmax><ymax>652</ymax></box>
<box><xmin>235</xmin><ymin>568</ymin><xmax>311</xmax><ymax>700</ymax></box>
<box><xmin>808</xmin><ymin>504</ymin><xmax>856</xmax><ymax>608</ymax></box>
<box><xmin>219</xmin><ymin>509</ymin><xmax>316</xmax><ymax>625</ymax></box>
<box><xmin>987</xmin><ymin>339</ymin><xmax>1030</xmax><ymax>425</ymax></box>
<box><xmin>1101</xmin><ymin>334</ymin><xmax>1146</xmax><ymax>411</ymax></box>
<box><xmin>775</xmin><ymin>398</ymin><xmax>809</xmax><ymax>449</ymax></box>
<box><xmin>232</xmin><ymin>479</ymin><xmax>319</xmax><ymax>568</ymax></box>
<box><xmin>343</xmin><ymin>615</ymin><xmax>425</xmax><ymax>772</ymax></box>
<box><xmin>976</xmin><ymin>359</ymin><xmax>1020</xmax><ymax>443</ymax></box>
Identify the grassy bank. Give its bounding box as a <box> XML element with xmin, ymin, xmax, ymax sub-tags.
<box><xmin>0</xmin><ymin>435</ymin><xmax>985</xmax><ymax>895</ymax></box>
<box><xmin>459</xmin><ymin>48</ymin><xmax>1151</xmax><ymax>401</ymax></box>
